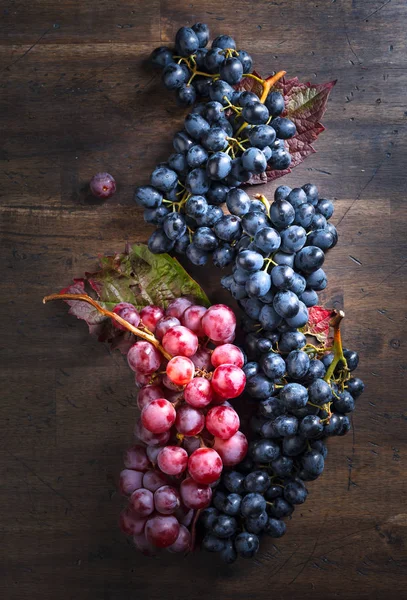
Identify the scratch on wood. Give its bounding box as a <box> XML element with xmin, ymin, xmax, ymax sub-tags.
<box><xmin>364</xmin><ymin>0</ymin><xmax>391</xmax><ymax>21</ymax></box>
<box><xmin>1</xmin><ymin>29</ymin><xmax>51</xmax><ymax>74</ymax></box>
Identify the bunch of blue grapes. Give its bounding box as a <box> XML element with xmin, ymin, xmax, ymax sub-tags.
<box><xmin>219</xmin><ymin>183</ymin><xmax>337</xmax><ymax>329</ymax></box>
<box><xmin>200</xmin><ymin>346</ymin><xmax>364</xmax><ymax>562</ymax></box>
<box><xmin>134</xmin><ymin>24</ymin><xmax>296</xmax><ymax>258</ymax></box>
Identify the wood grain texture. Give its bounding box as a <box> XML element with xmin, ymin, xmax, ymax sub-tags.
<box><xmin>1</xmin><ymin>0</ymin><xmax>406</xmax><ymax>598</ymax></box>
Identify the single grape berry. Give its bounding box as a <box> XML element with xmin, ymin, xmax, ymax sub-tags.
<box><xmin>90</xmin><ymin>172</ymin><xmax>116</xmax><ymax>199</ymax></box>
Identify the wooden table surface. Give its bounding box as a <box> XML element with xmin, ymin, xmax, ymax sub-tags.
<box><xmin>1</xmin><ymin>1</ymin><xmax>406</xmax><ymax>598</ymax></box>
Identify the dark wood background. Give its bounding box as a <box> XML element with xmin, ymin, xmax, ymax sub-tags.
<box><xmin>1</xmin><ymin>1</ymin><xmax>406</xmax><ymax>598</ymax></box>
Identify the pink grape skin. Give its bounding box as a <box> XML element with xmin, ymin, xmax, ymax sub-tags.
<box><xmin>210</xmin><ymin>391</ymin><xmax>228</xmax><ymax>405</ymax></box>
<box><xmin>133</xmin><ymin>533</ymin><xmax>157</xmax><ymax>556</ymax></box>
<box><xmin>166</xmin><ymin>356</ymin><xmax>195</xmax><ymax>386</ymax></box>
<box><xmin>130</xmin><ymin>488</ymin><xmax>155</xmax><ymax>517</ymax></box>
<box><xmin>141</xmin><ymin>398</ymin><xmax>176</xmax><ymax>434</ymax></box>
<box><xmin>134</xmin><ymin>419</ymin><xmax>170</xmax><ymax>446</ymax></box>
<box><xmin>137</xmin><ymin>384</ymin><xmax>166</xmax><ymax>410</ymax></box>
<box><xmin>140</xmin><ymin>305</ymin><xmax>165</xmax><ymax>332</ymax></box>
<box><xmin>184</xmin><ymin>377</ymin><xmax>213</xmax><ymax>408</ymax></box>
<box><xmin>119</xmin><ymin>469</ymin><xmax>144</xmax><ymax>496</ymax></box>
<box><xmin>180</xmin><ymin>477</ymin><xmax>212</xmax><ymax>509</ymax></box>
<box><xmin>181</xmin><ymin>305</ymin><xmax>207</xmax><ymax>336</ymax></box>
<box><xmin>154</xmin><ymin>485</ymin><xmax>181</xmax><ymax>515</ymax></box>
<box><xmin>165</xmin><ymin>297</ymin><xmax>193</xmax><ymax>319</ymax></box>
<box><xmin>175</xmin><ymin>404</ymin><xmax>205</xmax><ymax>436</ymax></box>
<box><xmin>157</xmin><ymin>445</ymin><xmax>188</xmax><ymax>476</ymax></box>
<box><xmin>123</xmin><ymin>445</ymin><xmax>150</xmax><ymax>471</ymax></box>
<box><xmin>112</xmin><ymin>302</ymin><xmax>141</xmax><ymax>331</ymax></box>
<box><xmin>213</xmin><ymin>431</ymin><xmax>248</xmax><ymax>466</ymax></box>
<box><xmin>155</xmin><ymin>316</ymin><xmax>181</xmax><ymax>341</ymax></box>
<box><xmin>142</xmin><ymin>470</ymin><xmax>168</xmax><ymax>492</ymax></box>
<box><xmin>146</xmin><ymin>445</ymin><xmax>162</xmax><ymax>465</ymax></box>
<box><xmin>213</xmin><ymin>333</ymin><xmax>235</xmax><ymax>345</ymax></box>
<box><xmin>188</xmin><ymin>448</ymin><xmax>223</xmax><ymax>485</ymax></box>
<box><xmin>119</xmin><ymin>507</ymin><xmax>147</xmax><ymax>535</ymax></box>
<box><xmin>201</xmin><ymin>304</ymin><xmax>236</xmax><ymax>342</ymax></box>
<box><xmin>182</xmin><ymin>435</ymin><xmax>201</xmax><ymax>455</ymax></box>
<box><xmin>145</xmin><ymin>514</ymin><xmax>180</xmax><ymax>548</ymax></box>
<box><xmin>134</xmin><ymin>372</ymin><xmax>153</xmax><ymax>388</ymax></box>
<box><xmin>190</xmin><ymin>346</ymin><xmax>212</xmax><ymax>370</ymax></box>
<box><xmin>167</xmin><ymin>524</ymin><xmax>192</xmax><ymax>553</ymax></box>
<box><xmin>127</xmin><ymin>341</ymin><xmax>162</xmax><ymax>374</ymax></box>
<box><xmin>162</xmin><ymin>326</ymin><xmax>198</xmax><ymax>357</ymax></box>
<box><xmin>211</xmin><ymin>364</ymin><xmax>246</xmax><ymax>399</ymax></box>
<box><xmin>162</xmin><ymin>373</ymin><xmax>184</xmax><ymax>391</ymax></box>
<box><xmin>211</xmin><ymin>344</ymin><xmax>244</xmax><ymax>369</ymax></box>
<box><xmin>205</xmin><ymin>405</ymin><xmax>240</xmax><ymax>440</ymax></box>
<box><xmin>90</xmin><ymin>172</ymin><xmax>116</xmax><ymax>199</ymax></box>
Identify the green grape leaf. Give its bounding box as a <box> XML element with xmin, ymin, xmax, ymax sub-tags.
<box><xmin>56</xmin><ymin>244</ymin><xmax>210</xmax><ymax>352</ymax></box>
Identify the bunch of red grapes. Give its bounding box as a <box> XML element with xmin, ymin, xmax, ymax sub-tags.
<box><xmin>116</xmin><ymin>297</ymin><xmax>249</xmax><ymax>553</ymax></box>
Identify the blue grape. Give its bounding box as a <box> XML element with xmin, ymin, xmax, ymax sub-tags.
<box><xmin>175</xmin><ymin>26</ymin><xmax>199</xmax><ymax>56</ymax></box>
<box><xmin>299</xmin><ymin>414</ymin><xmax>324</xmax><ymax>438</ymax></box>
<box><xmin>246</xmin><ymin>270</ymin><xmax>271</xmax><ymax>297</ymax></box>
<box><xmin>192</xmin><ymin>22</ymin><xmax>210</xmax><ymax>47</ymax></box>
<box><xmin>213</xmin><ymin>244</ymin><xmax>235</xmax><ymax>268</ymax></box>
<box><xmin>163</xmin><ymin>212</ymin><xmax>186</xmax><ymax>240</ymax></box>
<box><xmin>150</xmin><ymin>166</ymin><xmax>178</xmax><ymax>192</ymax></box>
<box><xmin>236</xmin><ymin>249</ymin><xmax>264</xmax><ymax>272</ymax></box>
<box><xmin>184</xmin><ymin>113</ymin><xmax>210</xmax><ymax>140</ymax></box>
<box><xmin>265</xmin><ymin>91</ymin><xmax>285</xmax><ymax>117</ymax></box>
<box><xmin>207</xmin><ymin>182</ymin><xmax>230</xmax><ymax>205</ymax></box>
<box><xmin>236</xmin><ymin>49</ymin><xmax>253</xmax><ymax>72</ymax></box>
<box><xmin>209</xmin><ymin>79</ymin><xmax>234</xmax><ymax>105</ymax></box>
<box><xmin>185</xmin><ymin>195</ymin><xmax>208</xmax><ymax>218</ymax></box>
<box><xmin>295</xmin><ymin>246</ymin><xmax>325</xmax><ymax>273</ymax></box>
<box><xmin>162</xmin><ymin>63</ymin><xmax>188</xmax><ymax>89</ymax></box>
<box><xmin>242</xmin><ymin>101</ymin><xmax>270</xmax><ymax>125</ymax></box>
<box><xmin>248</xmin><ymin>124</ymin><xmax>277</xmax><ymax>149</ymax></box>
<box><xmin>285</xmin><ymin>301</ymin><xmax>309</xmax><ymax>328</ymax></box>
<box><xmin>280</xmin><ymin>383</ymin><xmax>308</xmax><ymax>409</ymax></box>
<box><xmin>150</xmin><ymin>46</ymin><xmax>174</xmax><ymax>69</ymax></box>
<box><xmin>259</xmin><ymin>304</ymin><xmax>283</xmax><ymax>330</ymax></box>
<box><xmin>226</xmin><ymin>188</ymin><xmax>251</xmax><ymax>216</ymax></box>
<box><xmin>220</xmin><ymin>57</ymin><xmax>243</xmax><ymax>84</ymax></box>
<box><xmin>176</xmin><ymin>83</ymin><xmax>196</xmax><ymax>106</ymax></box>
<box><xmin>213</xmin><ymin>215</ymin><xmax>242</xmax><ymax>242</ymax></box>
<box><xmin>268</xmin><ymin>148</ymin><xmax>291</xmax><ymax>169</ymax></box>
<box><xmin>212</xmin><ymin>35</ymin><xmax>236</xmax><ymax>49</ymax></box>
<box><xmin>241</xmin><ymin>147</ymin><xmax>267</xmax><ymax>174</ymax></box>
<box><xmin>148</xmin><ymin>228</ymin><xmax>175</xmax><ymax>253</ymax></box>
<box><xmin>270</xmin><ymin>199</ymin><xmax>295</xmax><ymax>229</ymax></box>
<box><xmin>186</xmin><ymin>145</ymin><xmax>208</xmax><ymax>168</ymax></box>
<box><xmin>186</xmin><ymin>168</ymin><xmax>210</xmax><ymax>194</ymax></box>
<box><xmin>206</xmin><ymin>151</ymin><xmax>232</xmax><ymax>180</ymax></box>
<box><xmin>193</xmin><ymin>226</ymin><xmax>218</xmax><ymax>251</ymax></box>
<box><xmin>299</xmin><ymin>289</ymin><xmax>318</xmax><ymax>307</ymax></box>
<box><xmin>270</xmin><ymin>117</ymin><xmax>296</xmax><ymax>139</ymax></box>
<box><xmin>280</xmin><ymin>225</ymin><xmax>307</xmax><ymax>253</ymax></box>
<box><xmin>173</xmin><ymin>130</ymin><xmax>194</xmax><ymax>153</ymax></box>
<box><xmin>204</xmin><ymin>48</ymin><xmax>225</xmax><ymax>72</ymax></box>
<box><xmin>201</xmin><ymin>127</ymin><xmax>228</xmax><ymax>151</ymax></box>
<box><xmin>134</xmin><ymin>185</ymin><xmax>162</xmax><ymax>208</ymax></box>
<box><xmin>242</xmin><ymin>211</ymin><xmax>268</xmax><ymax>235</ymax></box>
<box><xmin>273</xmin><ymin>290</ymin><xmax>300</xmax><ymax>318</ymax></box>
<box><xmin>264</xmin><ymin>518</ymin><xmax>286</xmax><ymax>538</ymax></box>
<box><xmin>294</xmin><ymin>203</ymin><xmax>315</xmax><ymax>228</ymax></box>
<box><xmin>186</xmin><ymin>243</ymin><xmax>209</xmax><ymax>265</ymax></box>
<box><xmin>302</xmin><ymin>183</ymin><xmax>319</xmax><ymax>205</ymax></box>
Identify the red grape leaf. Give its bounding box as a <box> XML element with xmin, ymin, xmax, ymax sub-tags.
<box><xmin>302</xmin><ymin>305</ymin><xmax>336</xmax><ymax>345</ymax></box>
<box><xmin>235</xmin><ymin>73</ymin><xmax>336</xmax><ymax>185</ymax></box>
<box><xmin>54</xmin><ymin>244</ymin><xmax>210</xmax><ymax>352</ymax></box>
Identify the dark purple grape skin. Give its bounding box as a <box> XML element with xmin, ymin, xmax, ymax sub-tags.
<box><xmin>89</xmin><ymin>172</ymin><xmax>116</xmax><ymax>199</ymax></box>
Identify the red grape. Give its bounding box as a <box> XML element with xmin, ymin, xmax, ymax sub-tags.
<box><xmin>141</xmin><ymin>398</ymin><xmax>176</xmax><ymax>433</ymax></box>
<box><xmin>123</xmin><ymin>445</ymin><xmax>150</xmax><ymax>471</ymax></box>
<box><xmin>146</xmin><ymin>445</ymin><xmax>162</xmax><ymax>465</ymax></box>
<box><xmin>140</xmin><ymin>305</ymin><xmax>165</xmax><ymax>332</ymax></box>
<box><xmin>167</xmin><ymin>524</ymin><xmax>191</xmax><ymax>553</ymax></box>
<box><xmin>157</xmin><ymin>446</ymin><xmax>188</xmax><ymax>476</ymax></box>
<box><xmin>134</xmin><ymin>371</ymin><xmax>153</xmax><ymax>388</ymax></box>
<box><xmin>134</xmin><ymin>419</ymin><xmax>171</xmax><ymax>446</ymax></box>
<box><xmin>130</xmin><ymin>488</ymin><xmax>154</xmax><ymax>517</ymax></box>
<box><xmin>166</xmin><ymin>356</ymin><xmax>195</xmax><ymax>386</ymax></box>
<box><xmin>184</xmin><ymin>377</ymin><xmax>213</xmax><ymax>408</ymax></box>
<box><xmin>180</xmin><ymin>477</ymin><xmax>212</xmax><ymax>509</ymax></box>
<box><xmin>213</xmin><ymin>431</ymin><xmax>248</xmax><ymax>466</ymax></box>
<box><xmin>119</xmin><ymin>469</ymin><xmax>144</xmax><ymax>496</ymax></box>
<box><xmin>201</xmin><ymin>304</ymin><xmax>236</xmax><ymax>342</ymax></box>
<box><xmin>162</xmin><ymin>373</ymin><xmax>184</xmax><ymax>391</ymax></box>
<box><xmin>211</xmin><ymin>343</ymin><xmax>244</xmax><ymax>368</ymax></box>
<box><xmin>142</xmin><ymin>470</ymin><xmax>168</xmax><ymax>492</ymax></box>
<box><xmin>127</xmin><ymin>341</ymin><xmax>162</xmax><ymax>374</ymax></box>
<box><xmin>133</xmin><ymin>533</ymin><xmax>157</xmax><ymax>556</ymax></box>
<box><xmin>90</xmin><ymin>172</ymin><xmax>116</xmax><ymax>199</ymax></box>
<box><xmin>112</xmin><ymin>302</ymin><xmax>141</xmax><ymax>330</ymax></box>
<box><xmin>166</xmin><ymin>297</ymin><xmax>193</xmax><ymax>319</ymax></box>
<box><xmin>119</xmin><ymin>506</ymin><xmax>147</xmax><ymax>535</ymax></box>
<box><xmin>190</xmin><ymin>346</ymin><xmax>212</xmax><ymax>370</ymax></box>
<box><xmin>145</xmin><ymin>514</ymin><xmax>180</xmax><ymax>548</ymax></box>
<box><xmin>162</xmin><ymin>326</ymin><xmax>198</xmax><ymax>357</ymax></box>
<box><xmin>155</xmin><ymin>316</ymin><xmax>181</xmax><ymax>341</ymax></box>
<box><xmin>154</xmin><ymin>485</ymin><xmax>181</xmax><ymax>515</ymax></box>
<box><xmin>181</xmin><ymin>305</ymin><xmax>207</xmax><ymax>336</ymax></box>
<box><xmin>188</xmin><ymin>448</ymin><xmax>223</xmax><ymax>485</ymax></box>
<box><xmin>205</xmin><ymin>405</ymin><xmax>240</xmax><ymax>440</ymax></box>
<box><xmin>137</xmin><ymin>384</ymin><xmax>166</xmax><ymax>410</ymax></box>
<box><xmin>211</xmin><ymin>364</ymin><xmax>246</xmax><ymax>399</ymax></box>
<box><xmin>175</xmin><ymin>404</ymin><xmax>205</xmax><ymax>436</ymax></box>
<box><xmin>182</xmin><ymin>436</ymin><xmax>201</xmax><ymax>455</ymax></box>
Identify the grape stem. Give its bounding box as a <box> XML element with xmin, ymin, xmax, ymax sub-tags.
<box><xmin>323</xmin><ymin>310</ymin><xmax>348</xmax><ymax>383</ymax></box>
<box><xmin>42</xmin><ymin>293</ymin><xmax>173</xmax><ymax>361</ymax></box>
